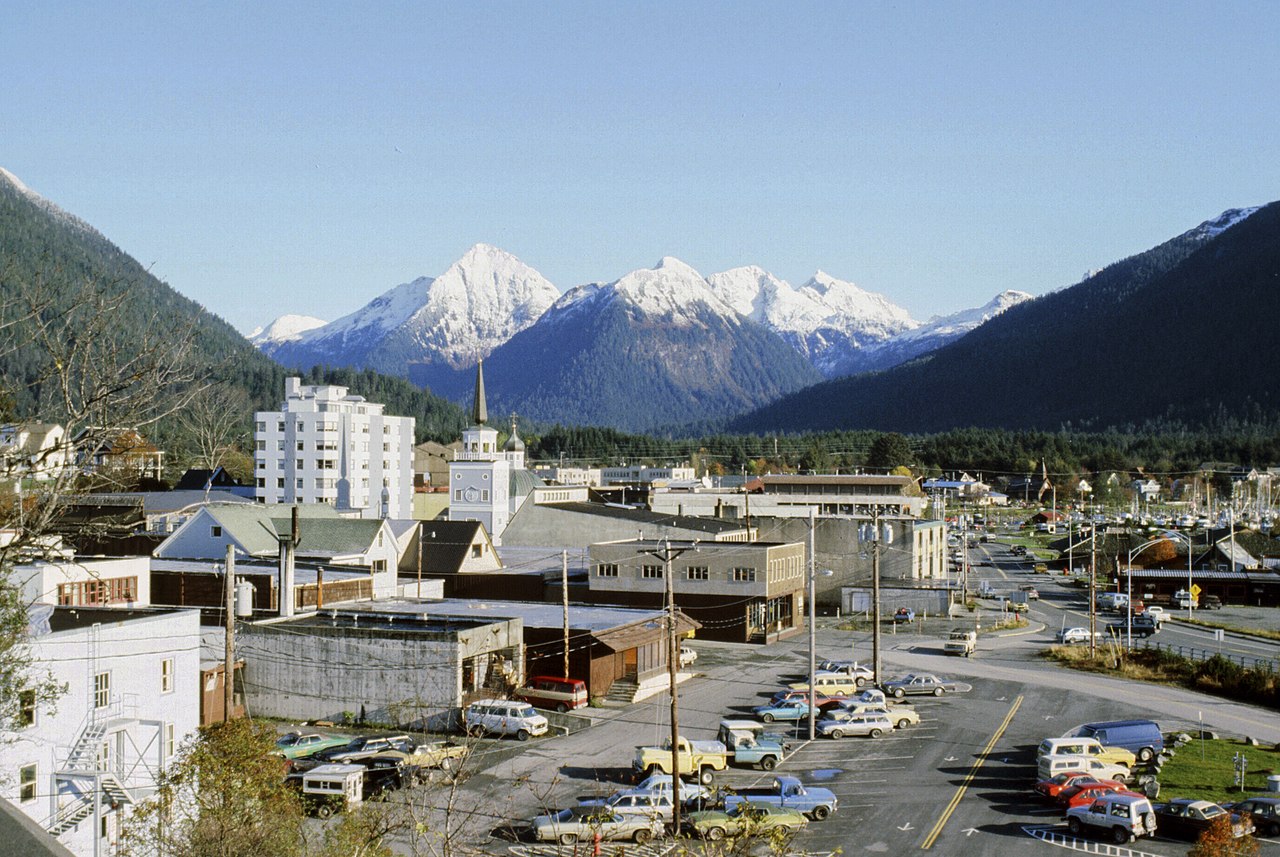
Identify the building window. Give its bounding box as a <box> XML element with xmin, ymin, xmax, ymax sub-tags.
<box><xmin>161</xmin><ymin>658</ymin><xmax>174</xmax><ymax>694</ymax></box>
<box><xmin>596</xmin><ymin>563</ymin><xmax>619</xmax><ymax>577</ymax></box>
<box><xmin>642</xmin><ymin>565</ymin><xmax>664</xmax><ymax>579</ymax></box>
<box><xmin>211</xmin><ymin>525</ymin><xmax>222</xmax><ymax>537</ymax></box>
<box><xmin>58</xmin><ymin>577</ymin><xmax>138</xmax><ymax>606</ymax></box>
<box><xmin>94</xmin><ymin>672</ymin><xmax>110</xmax><ymax>709</ymax></box>
<box><xmin>471</xmin><ymin>544</ymin><xmax>482</xmax><ymax>558</ymax></box>
<box><xmin>297</xmin><ymin>441</ymin><xmax>305</xmax><ymax>451</ymax></box>
<box><xmin>18</xmin><ymin>690</ymin><xmax>35</xmax><ymax>728</ymax></box>
<box><xmin>732</xmin><ymin>567</ymin><xmax>756</xmax><ymax>583</ymax></box>
<box><xmin>19</xmin><ymin>764</ymin><xmax>36</xmax><ymax>802</ymax></box>
<box><xmin>255</xmin><ymin>420</ymin><xmax>266</xmax><ymax>432</ymax></box>
<box><xmin>686</xmin><ymin>566</ymin><xmax>709</xmax><ymax>581</ymax></box>
<box><xmin>277</xmin><ymin>421</ymin><xmax>285</xmax><ymax>432</ymax></box>
<box><xmin>276</xmin><ymin>477</ymin><xmax>284</xmax><ymax>489</ymax></box>
<box><xmin>371</xmin><ymin>560</ymin><xmax>386</xmax><ymax>573</ymax></box>
<box><xmin>164</xmin><ymin>723</ymin><xmax>175</xmax><ymax>759</ymax></box>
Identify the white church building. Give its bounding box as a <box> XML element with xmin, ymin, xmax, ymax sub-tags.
<box><xmin>447</xmin><ymin>362</ymin><xmax>539</xmax><ymax>545</ymax></box>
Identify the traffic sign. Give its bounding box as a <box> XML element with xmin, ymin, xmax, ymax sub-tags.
<box><xmin>1190</xmin><ymin>584</ymin><xmax>1202</xmax><ymax>598</ymax></box>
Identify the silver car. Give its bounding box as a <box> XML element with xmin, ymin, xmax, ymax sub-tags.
<box><xmin>531</xmin><ymin>807</ymin><xmax>663</xmax><ymax>845</ymax></box>
<box><xmin>816</xmin><ymin>712</ymin><xmax>893</xmax><ymax>739</ymax></box>
<box><xmin>579</xmin><ymin>789</ymin><xmax>675</xmax><ymax>823</ymax></box>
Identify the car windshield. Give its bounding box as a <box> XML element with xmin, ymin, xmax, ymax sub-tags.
<box><xmin>513</xmin><ymin>704</ymin><xmax>536</xmax><ymax>718</ymax></box>
<box><xmin>1201</xmin><ymin>805</ymin><xmax>1225</xmax><ymax>819</ymax></box>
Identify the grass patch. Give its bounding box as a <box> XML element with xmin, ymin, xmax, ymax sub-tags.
<box><xmin>1044</xmin><ymin>646</ymin><xmax>1280</xmax><ymax>710</ymax></box>
<box><xmin>1180</xmin><ymin>617</ymin><xmax>1280</xmax><ymax>642</ymax></box>
<box><xmin>980</xmin><ymin>616</ymin><xmax>1029</xmax><ymax>634</ymax></box>
<box><xmin>1157</xmin><ymin>738</ymin><xmax>1280</xmax><ymax>805</ymax></box>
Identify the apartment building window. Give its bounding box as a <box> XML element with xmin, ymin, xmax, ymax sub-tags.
<box><xmin>596</xmin><ymin>563</ymin><xmax>619</xmax><ymax>577</ymax></box>
<box><xmin>297</xmin><ymin>441</ymin><xmax>305</xmax><ymax>451</ymax></box>
<box><xmin>255</xmin><ymin>440</ymin><xmax>266</xmax><ymax>451</ymax></box>
<box><xmin>731</xmin><ymin>567</ymin><xmax>756</xmax><ymax>583</ymax></box>
<box><xmin>296</xmin><ymin>478</ymin><xmax>304</xmax><ymax>488</ymax></box>
<box><xmin>19</xmin><ymin>764</ymin><xmax>36</xmax><ymax>802</ymax></box>
<box><xmin>276</xmin><ymin>441</ymin><xmax>285</xmax><ymax>451</ymax></box>
<box><xmin>161</xmin><ymin>658</ymin><xmax>174</xmax><ymax>693</ymax></box>
<box><xmin>686</xmin><ymin>566</ymin><xmax>709</xmax><ymax>581</ymax></box>
<box><xmin>94</xmin><ymin>672</ymin><xmax>110</xmax><ymax>708</ymax></box>
<box><xmin>276</xmin><ymin>477</ymin><xmax>284</xmax><ymax>489</ymax></box>
<box><xmin>277</xmin><ymin>421</ymin><xmax>285</xmax><ymax>432</ymax></box>
<box><xmin>255</xmin><ymin>420</ymin><xmax>266</xmax><ymax>432</ymax></box>
<box><xmin>18</xmin><ymin>690</ymin><xmax>35</xmax><ymax>728</ymax></box>
<box><xmin>641</xmin><ymin>565</ymin><xmax>663</xmax><ymax>579</ymax></box>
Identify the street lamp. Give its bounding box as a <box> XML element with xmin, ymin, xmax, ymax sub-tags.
<box><xmin>1124</xmin><ymin>531</ymin><xmax>1193</xmax><ymax>650</ymax></box>
<box><xmin>805</xmin><ymin>507</ymin><xmax>834</xmax><ymax>741</ymax></box>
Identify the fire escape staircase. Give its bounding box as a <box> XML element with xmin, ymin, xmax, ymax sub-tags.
<box><xmin>46</xmin><ymin>711</ymin><xmax>137</xmax><ymax>837</ymax></box>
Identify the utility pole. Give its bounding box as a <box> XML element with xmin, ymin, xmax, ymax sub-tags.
<box><xmin>807</xmin><ymin>507</ymin><xmax>817</xmax><ymax>741</ymax></box>
<box><xmin>869</xmin><ymin>506</ymin><xmax>884</xmax><ymax>685</ymax></box>
<box><xmin>416</xmin><ymin>524</ymin><xmax>423</xmax><ymax>599</ymax></box>
<box><xmin>224</xmin><ymin>544</ymin><xmax>235</xmax><ymax>722</ymax></box>
<box><xmin>637</xmin><ymin>539</ymin><xmax>696</xmax><ymax>834</ymax></box>
<box><xmin>562</xmin><ymin>550</ymin><xmax>570</xmax><ymax>679</ymax></box>
<box><xmin>1088</xmin><ymin>533</ymin><xmax>1098</xmax><ymax>659</ymax></box>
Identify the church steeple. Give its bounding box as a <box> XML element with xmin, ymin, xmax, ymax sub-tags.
<box><xmin>472</xmin><ymin>359</ymin><xmax>488</xmax><ymax>426</ymax></box>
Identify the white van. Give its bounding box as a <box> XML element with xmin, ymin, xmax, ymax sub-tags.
<box><xmin>464</xmin><ymin>699</ymin><xmax>549</xmax><ymax>741</ymax></box>
<box><xmin>1038</xmin><ymin>737</ymin><xmax>1135</xmax><ymax>768</ymax></box>
<box><xmin>1036</xmin><ymin>754</ymin><xmax>1130</xmax><ymax>783</ymax></box>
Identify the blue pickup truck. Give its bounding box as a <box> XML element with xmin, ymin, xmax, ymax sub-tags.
<box><xmin>722</xmin><ymin>776</ymin><xmax>838</xmax><ymax>820</ymax></box>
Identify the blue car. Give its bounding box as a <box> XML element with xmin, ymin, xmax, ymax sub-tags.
<box><xmin>752</xmin><ymin>699</ymin><xmax>817</xmax><ymax>723</ymax></box>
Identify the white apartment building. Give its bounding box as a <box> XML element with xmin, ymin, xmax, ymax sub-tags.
<box><xmin>1</xmin><ymin>606</ymin><xmax>201</xmax><ymax>856</ymax></box>
<box><xmin>254</xmin><ymin>378</ymin><xmax>414</xmax><ymax>519</ymax></box>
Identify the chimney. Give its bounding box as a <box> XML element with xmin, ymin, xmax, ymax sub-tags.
<box><xmin>279</xmin><ymin>506</ymin><xmax>300</xmax><ymax>618</ymax></box>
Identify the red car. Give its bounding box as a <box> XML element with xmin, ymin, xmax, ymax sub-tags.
<box><xmin>1056</xmin><ymin>778</ymin><xmax>1128</xmax><ymax>806</ymax></box>
<box><xmin>1062</xmin><ymin>784</ymin><xmax>1140</xmax><ymax>810</ymax></box>
<box><xmin>1036</xmin><ymin>771</ymin><xmax>1094</xmax><ymax>800</ymax></box>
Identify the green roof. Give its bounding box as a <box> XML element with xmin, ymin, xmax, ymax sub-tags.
<box><xmin>206</xmin><ymin>504</ymin><xmax>384</xmax><ymax>558</ymax></box>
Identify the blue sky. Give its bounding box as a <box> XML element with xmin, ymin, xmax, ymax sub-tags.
<box><xmin>4</xmin><ymin>2</ymin><xmax>1277</xmax><ymax>333</ymax></box>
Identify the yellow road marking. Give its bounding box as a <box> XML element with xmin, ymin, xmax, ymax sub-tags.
<box><xmin>920</xmin><ymin>694</ymin><xmax>1023</xmax><ymax>849</ymax></box>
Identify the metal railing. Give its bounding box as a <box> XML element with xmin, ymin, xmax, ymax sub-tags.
<box><xmin>1139</xmin><ymin>640</ymin><xmax>1279</xmax><ymax>672</ymax></box>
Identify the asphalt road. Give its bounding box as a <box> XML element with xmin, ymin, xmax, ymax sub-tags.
<box><xmin>386</xmin><ymin>539</ymin><xmax>1280</xmax><ymax>856</ymax></box>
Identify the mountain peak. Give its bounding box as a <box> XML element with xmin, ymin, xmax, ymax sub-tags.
<box><xmin>1188</xmin><ymin>206</ymin><xmax>1261</xmax><ymax>241</ymax></box>
<box><xmin>248</xmin><ymin>314</ymin><xmax>327</xmax><ymax>347</ymax></box>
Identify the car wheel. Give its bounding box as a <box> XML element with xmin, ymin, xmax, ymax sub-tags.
<box><xmin>1112</xmin><ymin>827</ymin><xmax>1131</xmax><ymax>844</ymax></box>
<box><xmin>760</xmin><ymin>756</ymin><xmax>778</xmax><ymax>771</ymax></box>
<box><xmin>516</xmin><ymin>729</ymin><xmax>530</xmax><ymax>742</ymax></box>
<box><xmin>855</xmin><ymin>677</ymin><xmax>867</xmax><ymax>687</ymax></box>
<box><xmin>762</xmin><ymin>713</ymin><xmax>775</xmax><ymax>723</ymax></box>
<box><xmin>1067</xmin><ymin>817</ymin><xmax>1082</xmax><ymax>835</ymax></box>
<box><xmin>556</xmin><ymin>703</ymin><xmax>568</xmax><ymax>713</ymax></box>
<box><xmin>699</xmin><ymin>767</ymin><xmax>715</xmax><ymax>786</ymax></box>
<box><xmin>869</xmin><ymin>728</ymin><xmax>883</xmax><ymax>738</ymax></box>
<box><xmin>706</xmin><ymin>826</ymin><xmax>725</xmax><ymax>841</ymax></box>
<box><xmin>933</xmin><ymin>687</ymin><xmax>944</xmax><ymax>697</ymax></box>
<box><xmin>1267</xmin><ymin>821</ymin><xmax>1280</xmax><ymax>838</ymax></box>
<box><xmin>829</xmin><ymin>729</ymin><xmax>843</xmax><ymax>739</ymax></box>
<box><xmin>1113</xmin><ymin>771</ymin><xmax>1128</xmax><ymax>784</ymax></box>
<box><xmin>634</xmin><ymin>828</ymin><xmax>653</xmax><ymax>844</ymax></box>
<box><xmin>812</xmin><ymin>805</ymin><xmax>831</xmax><ymax>821</ymax></box>
<box><xmin>1137</xmin><ymin>747</ymin><xmax>1154</xmax><ymax>762</ymax></box>
<box><xmin>894</xmin><ymin>688</ymin><xmax>905</xmax><ymax>698</ymax></box>
<box><xmin>559</xmin><ymin>833</ymin><xmax>578</xmax><ymax>845</ymax></box>
<box><xmin>897</xmin><ymin>719</ymin><xmax>911</xmax><ymax>730</ymax></box>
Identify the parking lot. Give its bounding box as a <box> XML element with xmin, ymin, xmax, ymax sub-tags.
<box><xmin>412</xmin><ymin>616</ymin><xmax>1280</xmax><ymax>857</ymax></box>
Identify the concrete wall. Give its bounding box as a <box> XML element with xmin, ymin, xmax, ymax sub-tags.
<box><xmin>503</xmin><ymin>502</ymin><xmax>729</xmax><ymax>548</ymax></box>
<box><xmin>237</xmin><ymin>616</ymin><xmax>522</xmax><ymax>728</ymax></box>
<box><xmin>841</xmin><ymin>586</ymin><xmax>953</xmax><ymax>618</ymax></box>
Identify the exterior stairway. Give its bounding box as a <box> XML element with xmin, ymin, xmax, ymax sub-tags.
<box><xmin>602</xmin><ymin>677</ymin><xmax>640</xmax><ymax>705</ymax></box>
<box><xmin>46</xmin><ymin>717</ymin><xmax>136</xmax><ymax>837</ymax></box>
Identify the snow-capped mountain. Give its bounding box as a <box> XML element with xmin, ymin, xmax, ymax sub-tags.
<box><xmin>248</xmin><ymin>314</ymin><xmax>327</xmax><ymax>347</ymax></box>
<box><xmin>707</xmin><ymin>266</ymin><xmax>919</xmax><ymax>377</ymax></box>
<box><xmin>265</xmin><ymin>243</ymin><xmax>560</xmax><ymax>381</ymax></box>
<box><xmin>838</xmin><ymin>289</ymin><xmax>1033</xmax><ymax>376</ymax></box>
<box><xmin>456</xmin><ymin>256</ymin><xmax>821</xmax><ymax>432</ymax></box>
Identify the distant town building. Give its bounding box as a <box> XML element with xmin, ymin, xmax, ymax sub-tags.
<box><xmin>447</xmin><ymin>362</ymin><xmax>541</xmax><ymax>545</ymax></box>
<box><xmin>253</xmin><ymin>377</ymin><xmax>414</xmax><ymax>518</ymax></box>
